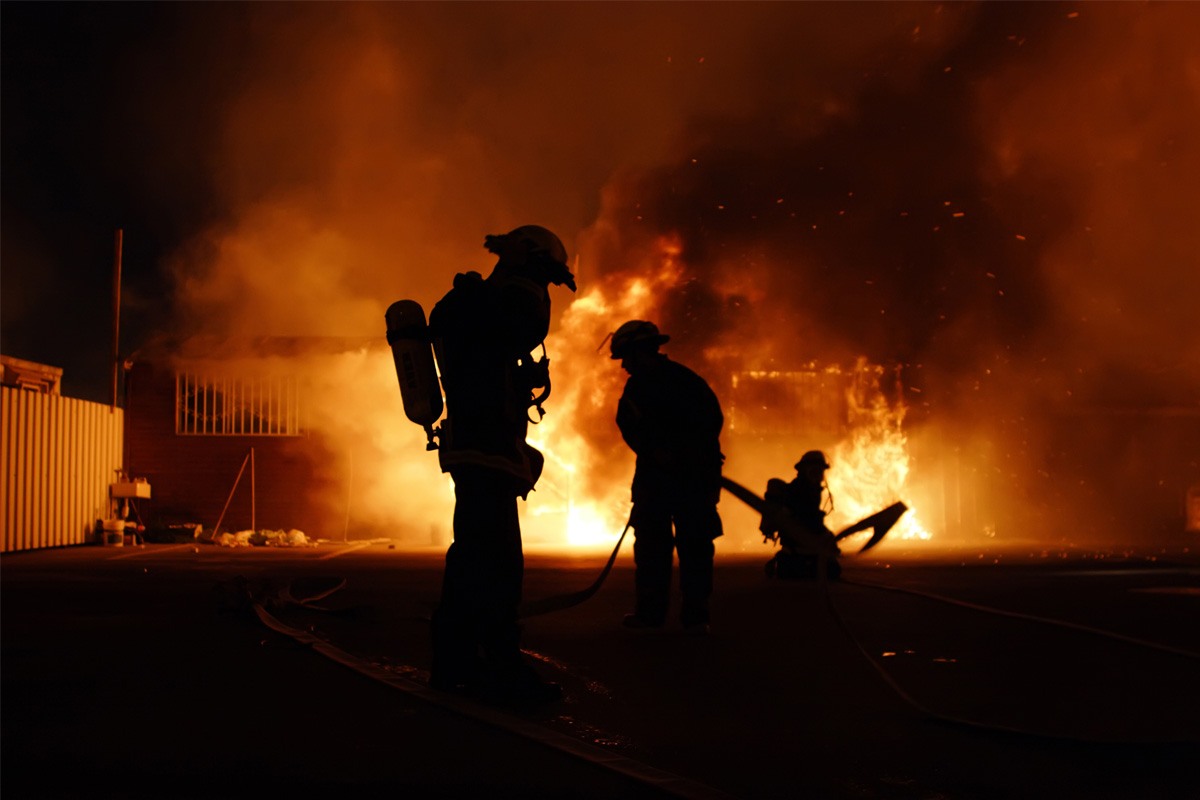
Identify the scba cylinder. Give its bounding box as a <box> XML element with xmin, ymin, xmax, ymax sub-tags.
<box><xmin>385</xmin><ymin>300</ymin><xmax>444</xmax><ymax>430</ymax></box>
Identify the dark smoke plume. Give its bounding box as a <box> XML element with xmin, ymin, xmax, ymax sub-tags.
<box><xmin>572</xmin><ymin>3</ymin><xmax>1200</xmax><ymax>542</ymax></box>
<box><xmin>121</xmin><ymin>2</ymin><xmax>1198</xmax><ymax>543</ymax></box>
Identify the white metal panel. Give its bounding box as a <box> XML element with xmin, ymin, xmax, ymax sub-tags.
<box><xmin>1</xmin><ymin>386</ymin><xmax>123</xmax><ymax>552</ymax></box>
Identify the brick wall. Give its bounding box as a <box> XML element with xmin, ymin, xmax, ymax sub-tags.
<box><xmin>123</xmin><ymin>361</ymin><xmax>344</xmax><ymax>536</ymax></box>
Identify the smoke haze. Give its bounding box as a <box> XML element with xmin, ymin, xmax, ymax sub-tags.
<box><xmin>143</xmin><ymin>2</ymin><xmax>1198</xmax><ymax>545</ymax></box>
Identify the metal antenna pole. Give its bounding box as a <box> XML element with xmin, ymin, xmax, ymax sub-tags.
<box><xmin>111</xmin><ymin>229</ymin><xmax>123</xmax><ymax>411</ymax></box>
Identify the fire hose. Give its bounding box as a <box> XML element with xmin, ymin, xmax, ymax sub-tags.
<box><xmin>518</xmin><ymin>477</ymin><xmax>905</xmax><ymax>618</ymax></box>
<box><xmin>719</xmin><ymin>476</ymin><xmax>907</xmax><ymax>554</ymax></box>
<box><xmin>518</xmin><ymin>514</ymin><xmax>633</xmax><ymax>618</ymax></box>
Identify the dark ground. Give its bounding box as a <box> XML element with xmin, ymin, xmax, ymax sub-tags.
<box><xmin>3</xmin><ymin>538</ymin><xmax>1198</xmax><ymax>799</ymax></box>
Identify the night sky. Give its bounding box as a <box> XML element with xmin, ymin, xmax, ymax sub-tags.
<box><xmin>4</xmin><ymin>3</ymin><xmax>237</xmax><ymax>401</ymax></box>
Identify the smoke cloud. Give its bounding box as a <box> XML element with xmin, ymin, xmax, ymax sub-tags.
<box><xmin>161</xmin><ymin>2</ymin><xmax>1198</xmax><ymax>546</ymax></box>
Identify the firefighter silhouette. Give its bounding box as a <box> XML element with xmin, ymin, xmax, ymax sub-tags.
<box><xmin>427</xmin><ymin>225</ymin><xmax>575</xmax><ymax>705</ymax></box>
<box><xmin>760</xmin><ymin>450</ymin><xmax>843</xmax><ymax>580</ymax></box>
<box><xmin>610</xmin><ymin>320</ymin><xmax>724</xmax><ymax>634</ymax></box>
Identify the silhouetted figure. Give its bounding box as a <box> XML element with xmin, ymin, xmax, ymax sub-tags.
<box><xmin>427</xmin><ymin>225</ymin><xmax>575</xmax><ymax>705</ymax></box>
<box><xmin>610</xmin><ymin>320</ymin><xmax>724</xmax><ymax>634</ymax></box>
<box><xmin>760</xmin><ymin>450</ymin><xmax>842</xmax><ymax>580</ymax></box>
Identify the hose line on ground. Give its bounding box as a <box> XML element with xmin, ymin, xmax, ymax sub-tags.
<box><xmin>821</xmin><ymin>577</ymin><xmax>1197</xmax><ymax>745</ymax></box>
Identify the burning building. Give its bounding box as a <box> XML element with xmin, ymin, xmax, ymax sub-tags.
<box><xmin>98</xmin><ymin>2</ymin><xmax>1198</xmax><ymax>551</ymax></box>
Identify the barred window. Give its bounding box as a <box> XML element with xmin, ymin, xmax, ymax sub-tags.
<box><xmin>176</xmin><ymin>372</ymin><xmax>305</xmax><ymax>436</ymax></box>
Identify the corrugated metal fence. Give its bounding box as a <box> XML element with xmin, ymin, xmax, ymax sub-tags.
<box><xmin>1</xmin><ymin>386</ymin><xmax>124</xmax><ymax>552</ymax></box>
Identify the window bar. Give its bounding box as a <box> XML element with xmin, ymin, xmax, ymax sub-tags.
<box><xmin>285</xmin><ymin>376</ymin><xmax>293</xmax><ymax>436</ymax></box>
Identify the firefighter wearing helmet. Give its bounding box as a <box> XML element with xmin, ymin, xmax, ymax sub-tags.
<box><xmin>426</xmin><ymin>225</ymin><xmax>575</xmax><ymax>705</ymax></box>
<box><xmin>610</xmin><ymin>320</ymin><xmax>725</xmax><ymax>634</ymax></box>
<box><xmin>760</xmin><ymin>449</ymin><xmax>842</xmax><ymax>580</ymax></box>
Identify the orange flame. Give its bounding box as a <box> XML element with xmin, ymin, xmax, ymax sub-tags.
<box><xmin>356</xmin><ymin>233</ymin><xmax>934</xmax><ymax>553</ymax></box>
<box><xmin>522</xmin><ymin>234</ymin><xmax>689</xmax><ymax>550</ymax></box>
<box><xmin>826</xmin><ymin>359</ymin><xmax>931</xmax><ymax>544</ymax></box>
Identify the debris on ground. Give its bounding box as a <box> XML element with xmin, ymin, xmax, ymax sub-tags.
<box><xmin>209</xmin><ymin>529</ymin><xmax>317</xmax><ymax>548</ymax></box>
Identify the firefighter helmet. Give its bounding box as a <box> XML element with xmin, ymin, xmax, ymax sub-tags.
<box><xmin>485</xmin><ymin>225</ymin><xmax>569</xmax><ymax>266</ymax></box>
<box><xmin>609</xmin><ymin>320</ymin><xmax>670</xmax><ymax>359</ymax></box>
<box><xmin>795</xmin><ymin>450</ymin><xmax>830</xmax><ymax>471</ymax></box>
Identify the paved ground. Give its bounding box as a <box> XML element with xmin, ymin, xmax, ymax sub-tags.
<box><xmin>3</xmin><ymin>538</ymin><xmax>1198</xmax><ymax>799</ymax></box>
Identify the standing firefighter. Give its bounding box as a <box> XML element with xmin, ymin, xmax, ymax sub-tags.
<box><xmin>760</xmin><ymin>450</ymin><xmax>842</xmax><ymax>580</ymax></box>
<box><xmin>610</xmin><ymin>320</ymin><xmax>724</xmax><ymax>634</ymax></box>
<box><xmin>426</xmin><ymin>225</ymin><xmax>575</xmax><ymax>705</ymax></box>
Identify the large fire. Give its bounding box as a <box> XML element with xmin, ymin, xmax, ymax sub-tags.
<box><xmin>826</xmin><ymin>359</ymin><xmax>930</xmax><ymax>544</ymax></box>
<box><xmin>262</xmin><ymin>232</ymin><xmax>937</xmax><ymax>554</ymax></box>
<box><xmin>501</xmin><ymin>237</ymin><xmax>930</xmax><ymax>553</ymax></box>
<box><xmin>143</xmin><ymin>4</ymin><xmax>1199</xmax><ymax>553</ymax></box>
<box><xmin>520</xmin><ymin>238</ymin><xmax>688</xmax><ymax>550</ymax></box>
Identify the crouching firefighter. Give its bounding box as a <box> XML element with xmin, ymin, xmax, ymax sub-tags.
<box><xmin>760</xmin><ymin>450</ymin><xmax>842</xmax><ymax>581</ymax></box>
<box><xmin>386</xmin><ymin>225</ymin><xmax>576</xmax><ymax>706</ymax></box>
